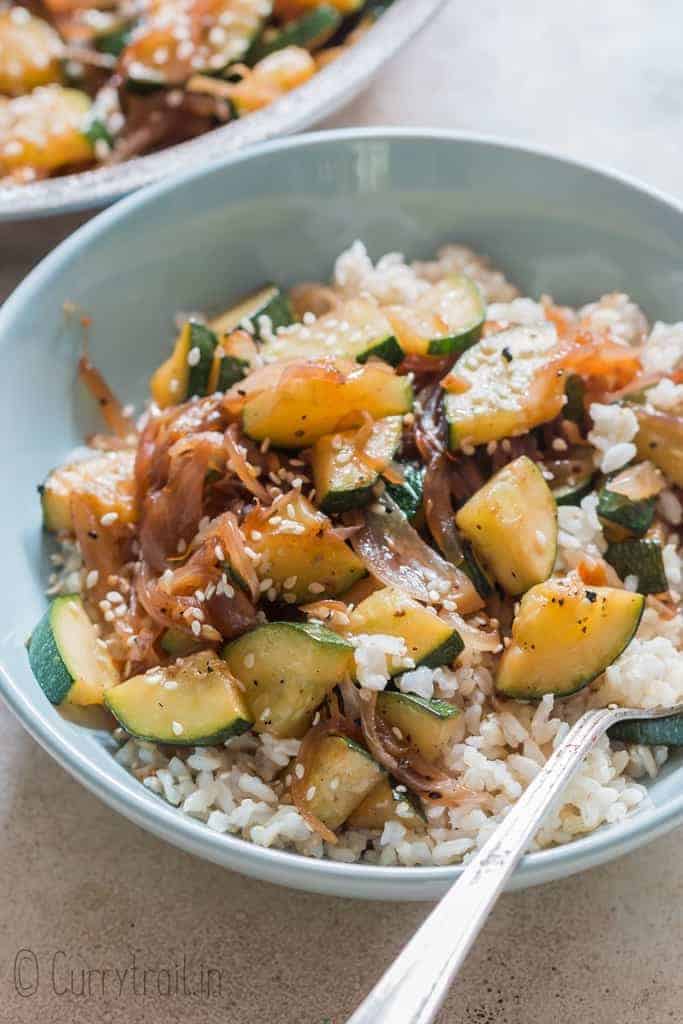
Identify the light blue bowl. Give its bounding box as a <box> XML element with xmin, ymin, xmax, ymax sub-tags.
<box><xmin>2</xmin><ymin>129</ymin><xmax>683</xmax><ymax>901</ymax></box>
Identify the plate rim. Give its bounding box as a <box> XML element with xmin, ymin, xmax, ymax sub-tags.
<box><xmin>3</xmin><ymin>125</ymin><xmax>683</xmax><ymax>899</ymax></box>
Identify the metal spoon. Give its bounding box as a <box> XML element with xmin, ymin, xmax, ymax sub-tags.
<box><xmin>348</xmin><ymin>701</ymin><xmax>683</xmax><ymax>1024</ymax></box>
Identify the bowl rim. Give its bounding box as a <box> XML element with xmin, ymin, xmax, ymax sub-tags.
<box><xmin>3</xmin><ymin>125</ymin><xmax>683</xmax><ymax>897</ymax></box>
<box><xmin>0</xmin><ymin>0</ymin><xmax>445</xmax><ymax>223</ymax></box>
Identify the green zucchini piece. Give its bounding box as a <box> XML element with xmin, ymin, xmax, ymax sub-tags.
<box><xmin>40</xmin><ymin>449</ymin><xmax>136</xmax><ymax>532</ymax></box>
<box><xmin>563</xmin><ymin>373</ymin><xmax>586</xmax><ymax>424</ymax></box>
<box><xmin>544</xmin><ymin>448</ymin><xmax>596</xmax><ymax>507</ymax></box>
<box><xmin>242</xmin><ymin>361</ymin><xmax>413</xmax><ymax>447</ymax></box>
<box><xmin>597</xmin><ymin>461</ymin><xmax>665</xmax><ymax>540</ymax></box>
<box><xmin>349</xmin><ymin>587</ymin><xmax>463</xmax><ymax>670</ymax></box>
<box><xmin>609</xmin><ymin>715</ymin><xmax>683</xmax><ymax>746</ymax></box>
<box><xmin>460</xmin><ymin>540</ymin><xmax>494</xmax><ymax>598</ymax></box>
<box><xmin>222</xmin><ymin>622</ymin><xmax>354</xmax><ymax>738</ymax></box>
<box><xmin>209</xmin><ymin>285</ymin><xmax>294</xmax><ymax>341</ymax></box>
<box><xmin>496</xmin><ymin>576</ymin><xmax>644</xmax><ymax>699</ymax></box>
<box><xmin>385</xmin><ymin>275</ymin><xmax>485</xmax><ymax>357</ymax></box>
<box><xmin>605</xmin><ymin>539</ymin><xmax>668</xmax><ymax>594</ymax></box>
<box><xmin>186</xmin><ymin>322</ymin><xmax>219</xmax><ymax>397</ymax></box>
<box><xmin>347</xmin><ymin>776</ymin><xmax>425</xmax><ymax>831</ymax></box>
<box><xmin>83</xmin><ymin>116</ymin><xmax>113</xmax><ymax>150</ymax></box>
<box><xmin>246</xmin><ymin>5</ymin><xmax>341</xmax><ymax>62</ymax></box>
<box><xmin>312</xmin><ymin>416</ymin><xmax>403</xmax><ymax>514</ymax></box>
<box><xmin>149</xmin><ymin>320</ymin><xmax>216</xmax><ymax>406</ymax></box>
<box><xmin>302</xmin><ymin>735</ymin><xmax>384</xmax><ymax>831</ymax></box>
<box><xmin>377</xmin><ymin>691</ymin><xmax>462</xmax><ymax>763</ymax></box>
<box><xmin>160</xmin><ymin>628</ymin><xmax>202</xmax><ymax>658</ymax></box>
<box><xmin>28</xmin><ymin>595</ymin><xmax>119</xmax><ymax>707</ymax></box>
<box><xmin>105</xmin><ymin>651</ymin><xmax>252</xmax><ymax>745</ymax></box>
<box><xmin>598</xmin><ymin>491</ymin><xmax>656</xmax><ymax>540</ymax></box>
<box><xmin>634</xmin><ymin>407</ymin><xmax>683</xmax><ymax>486</ymax></box>
<box><xmin>261</xmin><ymin>298</ymin><xmax>402</xmax><ymax>367</ymax></box>
<box><xmin>243</xmin><ymin>491</ymin><xmax>366</xmax><ymax>601</ymax></box>
<box><xmin>385</xmin><ymin>462</ymin><xmax>424</xmax><ymax>522</ymax></box>
<box><xmin>95</xmin><ymin>22</ymin><xmax>132</xmax><ymax>56</ymax></box>
<box><xmin>455</xmin><ymin>456</ymin><xmax>557</xmax><ymax>596</ymax></box>
<box><xmin>443</xmin><ymin>324</ymin><xmax>565</xmax><ymax>450</ymax></box>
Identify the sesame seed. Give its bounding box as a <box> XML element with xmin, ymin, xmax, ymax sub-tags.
<box><xmin>244</xmin><ymin>653</ymin><xmax>255</xmax><ymax>669</ymax></box>
<box><xmin>305</xmin><ymin>786</ymin><xmax>317</xmax><ymax>801</ymax></box>
<box><xmin>106</xmin><ymin>590</ymin><xmax>124</xmax><ymax>604</ymax></box>
<box><xmin>308</xmin><ymin>582</ymin><xmax>325</xmax><ymax>594</ymax></box>
<box><xmin>283</xmin><ymin>576</ymin><xmax>298</xmax><ymax>589</ymax></box>
<box><xmin>191</xmin><ymin>620</ymin><xmax>201</xmax><ymax>636</ymax></box>
<box><xmin>187</xmin><ymin>346</ymin><xmax>201</xmax><ymax>367</ymax></box>
<box><xmin>100</xmin><ymin>512</ymin><xmax>119</xmax><ymax>526</ymax></box>
<box><xmin>251</xmin><ymin>530</ymin><xmax>263</xmax><ymax>541</ymax></box>
<box><xmin>295</xmin><ymin>763</ymin><xmax>305</xmax><ymax>780</ymax></box>
<box><xmin>259</xmin><ymin>578</ymin><xmax>273</xmax><ymax>592</ymax></box>
<box><xmin>214</xmin><ymin>545</ymin><xmax>225</xmax><ymax>562</ymax></box>
<box><xmin>86</xmin><ymin>570</ymin><xmax>99</xmax><ymax>589</ymax></box>
<box><xmin>172</xmin><ymin>721</ymin><xmax>184</xmax><ymax>736</ymax></box>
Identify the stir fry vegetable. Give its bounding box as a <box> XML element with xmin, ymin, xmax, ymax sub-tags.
<box><xmin>29</xmin><ymin>239</ymin><xmax>683</xmax><ymax>856</ymax></box>
<box><xmin>0</xmin><ymin>0</ymin><xmax>395</xmax><ymax>184</ymax></box>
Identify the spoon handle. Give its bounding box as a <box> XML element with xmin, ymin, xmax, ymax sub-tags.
<box><xmin>347</xmin><ymin>705</ymin><xmax>618</xmax><ymax>1024</ymax></box>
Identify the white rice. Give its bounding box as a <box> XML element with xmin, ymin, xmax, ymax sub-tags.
<box><xmin>50</xmin><ymin>241</ymin><xmax>683</xmax><ymax>867</ymax></box>
<box><xmin>641</xmin><ymin>321</ymin><xmax>683</xmax><ymax>375</ymax></box>
<box><xmin>578</xmin><ymin>292</ymin><xmax>648</xmax><ymax>346</ymax></box>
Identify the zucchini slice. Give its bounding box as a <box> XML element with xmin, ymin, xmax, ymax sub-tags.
<box><xmin>244</xmin><ymin>491</ymin><xmax>366</xmax><ymax>601</ymax></box>
<box><xmin>0</xmin><ymin>9</ymin><xmax>63</xmax><ymax>95</ymax></box>
<box><xmin>385</xmin><ymin>275</ymin><xmax>485</xmax><ymax>357</ymax></box>
<box><xmin>28</xmin><ymin>595</ymin><xmax>119</xmax><ymax>707</ymax></box>
<box><xmin>261</xmin><ymin>299</ymin><xmax>403</xmax><ymax>367</ymax></box>
<box><xmin>347</xmin><ymin>776</ymin><xmax>426</xmax><ymax>831</ymax></box>
<box><xmin>209</xmin><ymin>285</ymin><xmax>294</xmax><ymax>341</ymax></box>
<box><xmin>609</xmin><ymin>714</ymin><xmax>683</xmax><ymax>746</ymax></box>
<box><xmin>242</xmin><ymin>361</ymin><xmax>413</xmax><ymax>447</ymax></box>
<box><xmin>460</xmin><ymin>540</ymin><xmax>495</xmax><ymax>598</ymax></box>
<box><xmin>302</xmin><ymin>735</ymin><xmax>385</xmax><ymax>831</ymax></box>
<box><xmin>496</xmin><ymin>576</ymin><xmax>644</xmax><ymax>699</ymax></box>
<box><xmin>634</xmin><ymin>408</ymin><xmax>683</xmax><ymax>486</ymax></box>
<box><xmin>544</xmin><ymin>448</ymin><xmax>596</xmax><ymax>507</ymax></box>
<box><xmin>376</xmin><ymin>691</ymin><xmax>462</xmax><ymax>763</ymax></box>
<box><xmin>563</xmin><ymin>373</ymin><xmax>586</xmax><ymax>424</ymax></box>
<box><xmin>598</xmin><ymin>461</ymin><xmax>665</xmax><ymax>540</ymax></box>
<box><xmin>385</xmin><ymin>462</ymin><xmax>424</xmax><ymax>522</ymax></box>
<box><xmin>105</xmin><ymin>651</ymin><xmax>252</xmax><ymax>746</ymax></box>
<box><xmin>150</xmin><ymin>320</ymin><xmax>216</xmax><ymax>407</ymax></box>
<box><xmin>348</xmin><ymin>587</ymin><xmax>463</xmax><ymax>669</ymax></box>
<box><xmin>605</xmin><ymin>539</ymin><xmax>668</xmax><ymax>594</ymax></box>
<box><xmin>443</xmin><ymin>324</ymin><xmax>566</xmax><ymax>450</ymax></box>
<box><xmin>246</xmin><ymin>5</ymin><xmax>341</xmax><ymax>62</ymax></box>
<box><xmin>1</xmin><ymin>86</ymin><xmax>95</xmax><ymax>177</ymax></box>
<box><xmin>160</xmin><ymin>628</ymin><xmax>202</xmax><ymax>658</ymax></box>
<box><xmin>222</xmin><ymin>622</ymin><xmax>354</xmax><ymax>737</ymax></box>
<box><xmin>40</xmin><ymin>449</ymin><xmax>136</xmax><ymax>532</ymax></box>
<box><xmin>455</xmin><ymin>456</ymin><xmax>557</xmax><ymax>596</ymax></box>
<box><xmin>312</xmin><ymin>416</ymin><xmax>403</xmax><ymax>514</ymax></box>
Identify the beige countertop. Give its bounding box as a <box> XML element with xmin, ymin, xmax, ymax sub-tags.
<box><xmin>3</xmin><ymin>2</ymin><xmax>683</xmax><ymax>1021</ymax></box>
